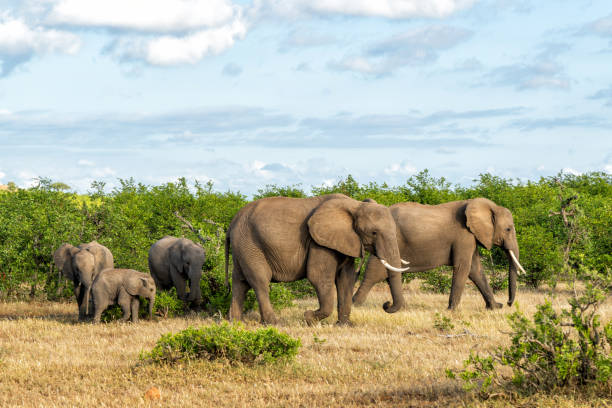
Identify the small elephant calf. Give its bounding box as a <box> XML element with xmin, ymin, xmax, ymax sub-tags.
<box><xmin>91</xmin><ymin>268</ymin><xmax>156</xmax><ymax>323</ymax></box>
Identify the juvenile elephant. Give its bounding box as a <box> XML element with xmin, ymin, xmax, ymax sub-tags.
<box><xmin>91</xmin><ymin>268</ymin><xmax>156</xmax><ymax>323</ymax></box>
<box><xmin>225</xmin><ymin>194</ymin><xmax>409</xmax><ymax>325</ymax></box>
<box><xmin>353</xmin><ymin>198</ymin><xmax>526</xmax><ymax>310</ymax></box>
<box><xmin>148</xmin><ymin>236</ymin><xmax>206</xmax><ymax>307</ymax></box>
<box><xmin>53</xmin><ymin>241</ymin><xmax>114</xmax><ymax>320</ymax></box>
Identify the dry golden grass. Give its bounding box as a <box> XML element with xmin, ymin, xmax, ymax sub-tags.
<box><xmin>0</xmin><ymin>283</ymin><xmax>611</xmax><ymax>408</ymax></box>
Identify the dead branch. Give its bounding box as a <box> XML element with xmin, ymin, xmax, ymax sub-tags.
<box><xmin>173</xmin><ymin>211</ymin><xmax>210</xmax><ymax>246</ymax></box>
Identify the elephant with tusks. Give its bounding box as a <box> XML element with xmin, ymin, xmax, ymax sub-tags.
<box><xmin>353</xmin><ymin>198</ymin><xmax>527</xmax><ymax>311</ymax></box>
<box><xmin>225</xmin><ymin>194</ymin><xmax>409</xmax><ymax>325</ymax></box>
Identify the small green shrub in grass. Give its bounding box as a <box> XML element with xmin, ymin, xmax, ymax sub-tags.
<box><xmin>141</xmin><ymin>322</ymin><xmax>301</xmax><ymax>365</ymax></box>
<box><xmin>154</xmin><ymin>288</ymin><xmax>185</xmax><ymax>318</ymax></box>
<box><xmin>420</xmin><ymin>267</ymin><xmax>452</xmax><ymax>294</ymax></box>
<box><xmin>446</xmin><ymin>268</ymin><xmax>612</xmax><ymax>398</ymax></box>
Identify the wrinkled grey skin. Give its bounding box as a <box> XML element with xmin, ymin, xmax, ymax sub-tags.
<box><xmin>225</xmin><ymin>194</ymin><xmax>405</xmax><ymax>325</ymax></box>
<box><xmin>148</xmin><ymin>236</ymin><xmax>206</xmax><ymax>307</ymax></box>
<box><xmin>53</xmin><ymin>241</ymin><xmax>114</xmax><ymax>320</ymax></box>
<box><xmin>353</xmin><ymin>198</ymin><xmax>522</xmax><ymax>310</ymax></box>
<box><xmin>91</xmin><ymin>268</ymin><xmax>156</xmax><ymax>323</ymax></box>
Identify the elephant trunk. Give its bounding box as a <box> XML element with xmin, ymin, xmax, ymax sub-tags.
<box><xmin>186</xmin><ymin>268</ymin><xmax>203</xmax><ymax>304</ymax></box>
<box><xmin>377</xmin><ymin>235</ymin><xmax>406</xmax><ymax>313</ymax></box>
<box><xmin>148</xmin><ymin>293</ymin><xmax>155</xmax><ymax>319</ymax></box>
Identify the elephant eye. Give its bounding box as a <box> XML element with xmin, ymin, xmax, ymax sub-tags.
<box><xmin>372</xmin><ymin>231</ymin><xmax>377</xmax><ymax>236</ymax></box>
<box><xmin>506</xmin><ymin>227</ymin><xmax>511</xmax><ymax>232</ymax></box>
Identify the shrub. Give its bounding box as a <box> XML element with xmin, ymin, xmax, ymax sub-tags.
<box><xmin>420</xmin><ymin>267</ymin><xmax>453</xmax><ymax>294</ymax></box>
<box><xmin>447</xmin><ymin>268</ymin><xmax>612</xmax><ymax>397</ymax></box>
<box><xmin>154</xmin><ymin>288</ymin><xmax>185</xmax><ymax>318</ymax></box>
<box><xmin>141</xmin><ymin>322</ymin><xmax>301</xmax><ymax>365</ymax></box>
<box><xmin>100</xmin><ymin>297</ymin><xmax>156</xmax><ymax>322</ymax></box>
<box><xmin>434</xmin><ymin>313</ymin><xmax>455</xmax><ymax>332</ymax></box>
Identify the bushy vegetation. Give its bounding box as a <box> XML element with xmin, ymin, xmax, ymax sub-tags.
<box><xmin>447</xmin><ymin>268</ymin><xmax>612</xmax><ymax>397</ymax></box>
<box><xmin>0</xmin><ymin>171</ymin><xmax>610</xmax><ymax>314</ymax></box>
<box><xmin>140</xmin><ymin>322</ymin><xmax>301</xmax><ymax>364</ymax></box>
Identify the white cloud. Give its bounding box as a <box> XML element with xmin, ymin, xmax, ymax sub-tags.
<box><xmin>263</xmin><ymin>0</ymin><xmax>477</xmax><ymax>19</ymax></box>
<box><xmin>562</xmin><ymin>167</ymin><xmax>582</xmax><ymax>176</ymax></box>
<box><xmin>384</xmin><ymin>162</ymin><xmax>417</xmax><ymax>175</ymax></box>
<box><xmin>47</xmin><ymin>0</ymin><xmax>238</xmax><ymax>33</ymax></box>
<box><xmin>603</xmin><ymin>164</ymin><xmax>612</xmax><ymax>174</ymax></box>
<box><xmin>0</xmin><ymin>171</ymin><xmax>5</xmax><ymax>181</ymax></box>
<box><xmin>0</xmin><ymin>14</ymin><xmax>80</xmax><ymax>76</ymax></box>
<box><xmin>91</xmin><ymin>167</ymin><xmax>116</xmax><ymax>177</ymax></box>
<box><xmin>102</xmin><ymin>11</ymin><xmax>247</xmax><ymax>66</ymax></box>
<box><xmin>77</xmin><ymin>159</ymin><xmax>95</xmax><ymax>166</ymax></box>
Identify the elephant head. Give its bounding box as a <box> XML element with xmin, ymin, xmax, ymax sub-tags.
<box><xmin>466</xmin><ymin>198</ymin><xmax>526</xmax><ymax>306</ymax></box>
<box><xmin>53</xmin><ymin>243</ymin><xmax>80</xmax><ymax>281</ymax></box>
<box><xmin>169</xmin><ymin>239</ymin><xmax>205</xmax><ymax>304</ymax></box>
<box><xmin>125</xmin><ymin>274</ymin><xmax>156</xmax><ymax>319</ymax></box>
<box><xmin>308</xmin><ymin>198</ymin><xmax>409</xmax><ymax>313</ymax></box>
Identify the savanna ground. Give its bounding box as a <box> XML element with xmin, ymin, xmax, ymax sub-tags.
<box><xmin>0</xmin><ymin>282</ymin><xmax>611</xmax><ymax>408</ymax></box>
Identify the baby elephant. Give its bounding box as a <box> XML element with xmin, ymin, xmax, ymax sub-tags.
<box><xmin>91</xmin><ymin>268</ymin><xmax>156</xmax><ymax>323</ymax></box>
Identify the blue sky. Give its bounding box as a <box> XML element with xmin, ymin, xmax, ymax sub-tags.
<box><xmin>0</xmin><ymin>0</ymin><xmax>611</xmax><ymax>195</ymax></box>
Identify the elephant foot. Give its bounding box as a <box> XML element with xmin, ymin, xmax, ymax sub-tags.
<box><xmin>486</xmin><ymin>302</ymin><xmax>503</xmax><ymax>310</ymax></box>
<box><xmin>304</xmin><ymin>310</ymin><xmax>318</xmax><ymax>326</ymax></box>
<box><xmin>352</xmin><ymin>295</ymin><xmax>365</xmax><ymax>306</ymax></box>
<box><xmin>335</xmin><ymin>319</ymin><xmax>353</xmax><ymax>327</ymax></box>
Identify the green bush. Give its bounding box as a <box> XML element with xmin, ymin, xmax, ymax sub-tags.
<box><xmin>420</xmin><ymin>267</ymin><xmax>453</xmax><ymax>294</ymax></box>
<box><xmin>447</xmin><ymin>268</ymin><xmax>612</xmax><ymax>397</ymax></box>
<box><xmin>141</xmin><ymin>322</ymin><xmax>301</xmax><ymax>365</ymax></box>
<box><xmin>1</xmin><ymin>171</ymin><xmax>610</xmax><ymax>311</ymax></box>
<box><xmin>154</xmin><ymin>288</ymin><xmax>185</xmax><ymax>318</ymax></box>
<box><xmin>100</xmin><ymin>296</ymin><xmax>156</xmax><ymax>322</ymax></box>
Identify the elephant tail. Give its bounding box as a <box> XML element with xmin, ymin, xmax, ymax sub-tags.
<box><xmin>224</xmin><ymin>229</ymin><xmax>230</xmax><ymax>288</ymax></box>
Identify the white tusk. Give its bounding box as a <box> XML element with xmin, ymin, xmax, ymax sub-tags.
<box><xmin>380</xmin><ymin>259</ymin><xmax>410</xmax><ymax>273</ymax></box>
<box><xmin>509</xmin><ymin>250</ymin><xmax>526</xmax><ymax>276</ymax></box>
<box><xmin>401</xmin><ymin>259</ymin><xmax>410</xmax><ymax>265</ymax></box>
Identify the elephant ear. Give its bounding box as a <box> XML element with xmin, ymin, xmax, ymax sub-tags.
<box><xmin>465</xmin><ymin>198</ymin><xmax>494</xmax><ymax>250</ymax></box>
<box><xmin>125</xmin><ymin>274</ymin><xmax>149</xmax><ymax>296</ymax></box>
<box><xmin>308</xmin><ymin>199</ymin><xmax>361</xmax><ymax>257</ymax></box>
<box><xmin>362</xmin><ymin>198</ymin><xmax>377</xmax><ymax>204</ymax></box>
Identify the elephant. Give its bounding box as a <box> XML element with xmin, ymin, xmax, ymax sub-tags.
<box><xmin>225</xmin><ymin>193</ymin><xmax>409</xmax><ymax>325</ymax></box>
<box><xmin>352</xmin><ymin>198</ymin><xmax>526</xmax><ymax>310</ymax></box>
<box><xmin>91</xmin><ymin>268</ymin><xmax>156</xmax><ymax>323</ymax></box>
<box><xmin>148</xmin><ymin>236</ymin><xmax>206</xmax><ymax>307</ymax></box>
<box><xmin>53</xmin><ymin>241</ymin><xmax>114</xmax><ymax>320</ymax></box>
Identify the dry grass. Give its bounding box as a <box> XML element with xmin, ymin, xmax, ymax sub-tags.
<box><xmin>0</xmin><ymin>283</ymin><xmax>611</xmax><ymax>408</ymax></box>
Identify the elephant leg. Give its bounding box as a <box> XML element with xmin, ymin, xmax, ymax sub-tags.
<box><xmin>336</xmin><ymin>261</ymin><xmax>356</xmax><ymax>325</ymax></box>
<box><xmin>352</xmin><ymin>256</ymin><xmax>386</xmax><ymax>306</ymax></box>
<box><xmin>448</xmin><ymin>244</ymin><xmax>475</xmax><ymax>310</ymax></box>
<box><xmin>92</xmin><ymin>298</ymin><xmax>109</xmax><ymax>324</ymax></box>
<box><xmin>118</xmin><ymin>290</ymin><xmax>132</xmax><ymax>322</ymax></box>
<box><xmin>468</xmin><ymin>250</ymin><xmax>502</xmax><ymax>309</ymax></box>
<box><xmin>170</xmin><ymin>266</ymin><xmax>188</xmax><ymax>302</ymax></box>
<box><xmin>239</xmin><ymin>255</ymin><xmax>277</xmax><ymax>325</ymax></box>
<box><xmin>229</xmin><ymin>263</ymin><xmax>250</xmax><ymax>322</ymax></box>
<box><xmin>78</xmin><ymin>284</ymin><xmax>92</xmax><ymax>321</ymax></box>
<box><xmin>130</xmin><ymin>297</ymin><xmax>140</xmax><ymax>323</ymax></box>
<box><xmin>305</xmin><ymin>245</ymin><xmax>338</xmax><ymax>324</ymax></box>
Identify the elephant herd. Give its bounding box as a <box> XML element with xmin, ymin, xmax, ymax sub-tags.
<box><xmin>53</xmin><ymin>236</ymin><xmax>206</xmax><ymax>322</ymax></box>
<box><xmin>54</xmin><ymin>194</ymin><xmax>526</xmax><ymax>325</ymax></box>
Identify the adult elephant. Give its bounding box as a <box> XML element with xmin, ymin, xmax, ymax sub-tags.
<box><xmin>353</xmin><ymin>198</ymin><xmax>526</xmax><ymax>310</ymax></box>
<box><xmin>148</xmin><ymin>236</ymin><xmax>206</xmax><ymax>307</ymax></box>
<box><xmin>225</xmin><ymin>194</ymin><xmax>409</xmax><ymax>325</ymax></box>
<box><xmin>53</xmin><ymin>241</ymin><xmax>114</xmax><ymax>320</ymax></box>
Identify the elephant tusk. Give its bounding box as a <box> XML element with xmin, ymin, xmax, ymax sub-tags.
<box><xmin>401</xmin><ymin>259</ymin><xmax>410</xmax><ymax>265</ymax></box>
<box><xmin>509</xmin><ymin>250</ymin><xmax>526</xmax><ymax>276</ymax></box>
<box><xmin>380</xmin><ymin>259</ymin><xmax>410</xmax><ymax>273</ymax></box>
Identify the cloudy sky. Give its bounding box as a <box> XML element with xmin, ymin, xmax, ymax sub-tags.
<box><xmin>0</xmin><ymin>0</ymin><xmax>611</xmax><ymax>195</ymax></box>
